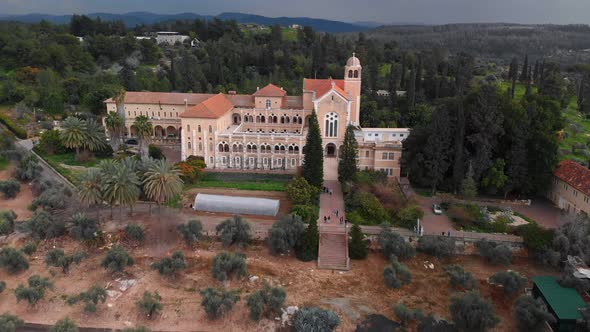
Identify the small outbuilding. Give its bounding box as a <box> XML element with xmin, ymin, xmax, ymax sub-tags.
<box><xmin>193</xmin><ymin>193</ymin><xmax>279</xmax><ymax>216</ymax></box>
<box><xmin>532</xmin><ymin>276</ymin><xmax>587</xmax><ymax>332</ymax></box>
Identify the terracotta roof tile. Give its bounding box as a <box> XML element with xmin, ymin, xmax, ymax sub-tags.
<box><xmin>554</xmin><ymin>160</ymin><xmax>590</xmax><ymax>196</ymax></box>
<box><xmin>179</xmin><ymin>93</ymin><xmax>234</xmax><ymax>119</ymax></box>
<box><xmin>253</xmin><ymin>83</ymin><xmax>287</xmax><ymax>97</ymax></box>
<box><xmin>303</xmin><ymin>78</ymin><xmax>349</xmax><ymax>100</ymax></box>
<box><xmin>105</xmin><ymin>91</ymin><xmax>214</xmax><ymax>105</ymax></box>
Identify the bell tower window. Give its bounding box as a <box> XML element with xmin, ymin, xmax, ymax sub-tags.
<box><xmin>265</xmin><ymin>99</ymin><xmax>271</xmax><ymax>109</ymax></box>
<box><xmin>348</xmin><ymin>70</ymin><xmax>353</xmax><ymax>78</ymax></box>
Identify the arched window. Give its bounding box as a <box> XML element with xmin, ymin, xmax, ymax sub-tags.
<box><xmin>348</xmin><ymin>70</ymin><xmax>353</xmax><ymax>78</ymax></box>
<box><xmin>198</xmin><ymin>125</ymin><xmax>201</xmax><ymax>133</ymax></box>
<box><xmin>261</xmin><ymin>116</ymin><xmax>265</xmax><ymax>123</ymax></box>
<box><xmin>224</xmin><ymin>144</ymin><xmax>229</xmax><ymax>152</ymax></box>
<box><xmin>187</xmin><ymin>124</ymin><xmax>190</xmax><ymax>132</ymax></box>
<box><xmin>325</xmin><ymin>112</ymin><xmax>339</xmax><ymax>138</ymax></box>
<box><xmin>199</xmin><ymin>142</ymin><xmax>202</xmax><ymax>151</ymax></box>
<box><xmin>209</xmin><ymin>142</ymin><xmax>213</xmax><ymax>152</ymax></box>
<box><xmin>266</xmin><ymin>99</ymin><xmax>271</xmax><ymax>109</ymax></box>
<box><xmin>188</xmin><ymin>142</ymin><xmax>192</xmax><ymax>149</ymax></box>
<box><xmin>219</xmin><ymin>144</ymin><xmax>224</xmax><ymax>152</ymax></box>
<box><xmin>354</xmin><ymin>70</ymin><xmax>359</xmax><ymax>78</ymax></box>
<box><xmin>209</xmin><ymin>125</ymin><xmax>213</xmax><ymax>133</ymax></box>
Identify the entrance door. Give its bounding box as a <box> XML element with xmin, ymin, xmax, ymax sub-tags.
<box><xmin>326</xmin><ymin>143</ymin><xmax>336</xmax><ymax>157</ymax></box>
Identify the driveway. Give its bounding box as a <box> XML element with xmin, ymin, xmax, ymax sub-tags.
<box><xmin>415</xmin><ymin>195</ymin><xmax>454</xmax><ymax>235</ymax></box>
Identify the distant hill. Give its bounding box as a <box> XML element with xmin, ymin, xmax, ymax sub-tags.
<box><xmin>0</xmin><ymin>11</ymin><xmax>369</xmax><ymax>33</ymax></box>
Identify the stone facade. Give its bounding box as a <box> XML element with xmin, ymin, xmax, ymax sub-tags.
<box><xmin>104</xmin><ymin>55</ymin><xmax>409</xmax><ymax>178</ymax></box>
<box><xmin>549</xmin><ymin>160</ymin><xmax>590</xmax><ymax>215</ymax></box>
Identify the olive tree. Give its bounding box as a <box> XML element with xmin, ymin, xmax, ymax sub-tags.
<box><xmin>418</xmin><ymin>236</ymin><xmax>457</xmax><ymax>258</ymax></box>
<box><xmin>0</xmin><ymin>179</ymin><xmax>20</xmax><ymax>198</ymax></box>
<box><xmin>199</xmin><ymin>287</ymin><xmax>240</xmax><ymax>319</ymax></box>
<box><xmin>378</xmin><ymin>227</ymin><xmax>415</xmax><ymax>260</ymax></box>
<box><xmin>444</xmin><ymin>264</ymin><xmax>477</xmax><ymax>290</ymax></box>
<box><xmin>0</xmin><ymin>247</ymin><xmax>29</xmax><ymax>273</ymax></box>
<box><xmin>67</xmin><ymin>285</ymin><xmax>107</xmax><ymax>313</ymax></box>
<box><xmin>215</xmin><ymin>215</ymin><xmax>251</xmax><ymax>247</ymax></box>
<box><xmin>293</xmin><ymin>307</ymin><xmax>340</xmax><ymax>332</ymax></box>
<box><xmin>136</xmin><ymin>291</ymin><xmax>162</xmax><ymax>319</ymax></box>
<box><xmin>14</xmin><ymin>275</ymin><xmax>53</xmax><ymax>306</ymax></box>
<box><xmin>101</xmin><ymin>245</ymin><xmax>134</xmax><ymax>273</ymax></box>
<box><xmin>489</xmin><ymin>270</ymin><xmax>527</xmax><ymax>295</ymax></box>
<box><xmin>246</xmin><ymin>283</ymin><xmax>286</xmax><ymax>321</ymax></box>
<box><xmin>45</xmin><ymin>249</ymin><xmax>87</xmax><ymax>274</ymax></box>
<box><xmin>151</xmin><ymin>251</ymin><xmax>186</xmax><ymax>276</ymax></box>
<box><xmin>393</xmin><ymin>303</ymin><xmax>424</xmax><ymax>327</ymax></box>
<box><xmin>383</xmin><ymin>256</ymin><xmax>412</xmax><ymax>289</ymax></box>
<box><xmin>0</xmin><ymin>313</ymin><xmax>23</xmax><ymax>332</ymax></box>
<box><xmin>475</xmin><ymin>239</ymin><xmax>513</xmax><ymax>265</ymax></box>
<box><xmin>49</xmin><ymin>317</ymin><xmax>78</xmax><ymax>332</ymax></box>
<box><xmin>267</xmin><ymin>214</ymin><xmax>306</xmax><ymax>255</ymax></box>
<box><xmin>0</xmin><ymin>210</ymin><xmax>17</xmax><ymax>235</ymax></box>
<box><xmin>450</xmin><ymin>291</ymin><xmax>499</xmax><ymax>332</ymax></box>
<box><xmin>177</xmin><ymin>219</ymin><xmax>203</xmax><ymax>247</ymax></box>
<box><xmin>20</xmin><ymin>210</ymin><xmax>65</xmax><ymax>240</ymax></box>
<box><xmin>513</xmin><ymin>294</ymin><xmax>555</xmax><ymax>331</ymax></box>
<box><xmin>211</xmin><ymin>252</ymin><xmax>247</xmax><ymax>281</ymax></box>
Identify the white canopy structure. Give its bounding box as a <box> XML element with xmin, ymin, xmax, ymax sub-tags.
<box><xmin>193</xmin><ymin>193</ymin><xmax>280</xmax><ymax>216</ymax></box>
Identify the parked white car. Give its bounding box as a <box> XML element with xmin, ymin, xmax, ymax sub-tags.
<box><xmin>432</xmin><ymin>204</ymin><xmax>443</xmax><ymax>215</ymax></box>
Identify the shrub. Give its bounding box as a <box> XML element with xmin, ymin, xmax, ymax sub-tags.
<box><xmin>14</xmin><ymin>275</ymin><xmax>53</xmax><ymax>306</ymax></box>
<box><xmin>49</xmin><ymin>317</ymin><xmax>78</xmax><ymax>332</ymax></box>
<box><xmin>513</xmin><ymin>295</ymin><xmax>555</xmax><ymax>331</ymax></box>
<box><xmin>516</xmin><ymin>222</ymin><xmax>554</xmax><ymax>252</ymax></box>
<box><xmin>393</xmin><ymin>303</ymin><xmax>424</xmax><ymax>327</ymax></box>
<box><xmin>148</xmin><ymin>144</ymin><xmax>164</xmax><ymax>160</ymax></box>
<box><xmin>68</xmin><ymin>285</ymin><xmax>107</xmax><ymax>313</ymax></box>
<box><xmin>378</xmin><ymin>227</ymin><xmax>415</xmax><ymax>260</ymax></box>
<box><xmin>101</xmin><ymin>245</ymin><xmax>134</xmax><ymax>273</ymax></box>
<box><xmin>286</xmin><ymin>177</ymin><xmax>319</xmax><ymax>205</ymax></box>
<box><xmin>246</xmin><ymin>283</ymin><xmax>286</xmax><ymax>321</ymax></box>
<box><xmin>38</xmin><ymin>130</ymin><xmax>67</xmax><ymax>155</ymax></box>
<box><xmin>450</xmin><ymin>291</ymin><xmax>499</xmax><ymax>332</ymax></box>
<box><xmin>475</xmin><ymin>239</ymin><xmax>513</xmax><ymax>265</ymax></box>
<box><xmin>395</xmin><ymin>205</ymin><xmax>424</xmax><ymax>229</ymax></box>
<box><xmin>13</xmin><ymin>153</ymin><xmax>41</xmax><ymax>181</ymax></box>
<box><xmin>267</xmin><ymin>214</ymin><xmax>306</xmax><ymax>255</ymax></box>
<box><xmin>0</xmin><ymin>210</ymin><xmax>17</xmax><ymax>235</ymax></box>
<box><xmin>444</xmin><ymin>264</ymin><xmax>477</xmax><ymax>290</ymax></box>
<box><xmin>199</xmin><ymin>287</ymin><xmax>240</xmax><ymax>319</ymax></box>
<box><xmin>215</xmin><ymin>215</ymin><xmax>251</xmax><ymax>247</ymax></box>
<box><xmin>0</xmin><ymin>247</ymin><xmax>29</xmax><ymax>273</ymax></box>
<box><xmin>0</xmin><ymin>179</ymin><xmax>20</xmax><ymax>198</ymax></box>
<box><xmin>417</xmin><ymin>236</ymin><xmax>457</xmax><ymax>258</ymax></box>
<box><xmin>293</xmin><ymin>307</ymin><xmax>340</xmax><ymax>332</ymax></box>
<box><xmin>125</xmin><ymin>224</ymin><xmax>145</xmax><ymax>242</ymax></box>
<box><xmin>489</xmin><ymin>271</ymin><xmax>527</xmax><ymax>295</ymax></box>
<box><xmin>290</xmin><ymin>204</ymin><xmax>319</xmax><ymax>224</ymax></box>
<box><xmin>137</xmin><ymin>291</ymin><xmax>162</xmax><ymax>319</ymax></box>
<box><xmin>45</xmin><ymin>249</ymin><xmax>87</xmax><ymax>274</ymax></box>
<box><xmin>211</xmin><ymin>252</ymin><xmax>247</xmax><ymax>281</ymax></box>
<box><xmin>20</xmin><ymin>210</ymin><xmax>65</xmax><ymax>239</ymax></box>
<box><xmin>175</xmin><ymin>155</ymin><xmax>206</xmax><ymax>183</ymax></box>
<box><xmin>383</xmin><ymin>256</ymin><xmax>412</xmax><ymax>289</ymax></box>
<box><xmin>68</xmin><ymin>213</ymin><xmax>100</xmax><ymax>241</ymax></box>
<box><xmin>21</xmin><ymin>242</ymin><xmax>37</xmax><ymax>256</ymax></box>
<box><xmin>0</xmin><ymin>313</ymin><xmax>23</xmax><ymax>332</ymax></box>
<box><xmin>151</xmin><ymin>251</ymin><xmax>186</xmax><ymax>276</ymax></box>
<box><xmin>348</xmin><ymin>223</ymin><xmax>368</xmax><ymax>259</ymax></box>
<box><xmin>31</xmin><ymin>182</ymin><xmax>71</xmax><ymax>211</ymax></box>
<box><xmin>347</xmin><ymin>191</ymin><xmax>389</xmax><ymax>225</ymax></box>
<box><xmin>177</xmin><ymin>219</ymin><xmax>203</xmax><ymax>247</ymax></box>
<box><xmin>0</xmin><ymin>113</ymin><xmax>27</xmax><ymax>139</ymax></box>
<box><xmin>295</xmin><ymin>218</ymin><xmax>319</xmax><ymax>261</ymax></box>
<box><xmin>0</xmin><ymin>281</ymin><xmax>5</xmax><ymax>293</ymax></box>
<box><xmin>535</xmin><ymin>248</ymin><xmax>561</xmax><ymax>267</ymax></box>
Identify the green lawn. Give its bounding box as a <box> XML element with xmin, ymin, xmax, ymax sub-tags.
<box><xmin>41</xmin><ymin>151</ymin><xmax>108</xmax><ymax>168</ymax></box>
<box><xmin>559</xmin><ymin>97</ymin><xmax>590</xmax><ymax>162</ymax></box>
<box><xmin>186</xmin><ymin>172</ymin><xmax>291</xmax><ymax>192</ymax></box>
<box><xmin>498</xmin><ymin>81</ymin><xmax>537</xmax><ymax>101</ymax></box>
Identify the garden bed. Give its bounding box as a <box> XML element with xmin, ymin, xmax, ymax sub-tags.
<box><xmin>186</xmin><ymin>172</ymin><xmax>291</xmax><ymax>192</ymax></box>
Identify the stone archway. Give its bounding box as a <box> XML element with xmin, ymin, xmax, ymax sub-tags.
<box><xmin>166</xmin><ymin>126</ymin><xmax>177</xmax><ymax>138</ymax></box>
<box><xmin>154</xmin><ymin>125</ymin><xmax>165</xmax><ymax>138</ymax></box>
<box><xmin>326</xmin><ymin>143</ymin><xmax>336</xmax><ymax>157</ymax></box>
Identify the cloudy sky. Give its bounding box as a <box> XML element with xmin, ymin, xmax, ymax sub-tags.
<box><xmin>1</xmin><ymin>0</ymin><xmax>589</xmax><ymax>24</ymax></box>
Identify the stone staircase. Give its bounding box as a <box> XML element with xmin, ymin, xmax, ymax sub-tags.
<box><xmin>318</xmin><ymin>225</ymin><xmax>349</xmax><ymax>270</ymax></box>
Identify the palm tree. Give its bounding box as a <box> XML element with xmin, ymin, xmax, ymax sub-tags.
<box><xmin>101</xmin><ymin>160</ymin><xmax>140</xmax><ymax>221</ymax></box>
<box><xmin>98</xmin><ymin>159</ymin><xmax>118</xmax><ymax>219</ymax></box>
<box><xmin>143</xmin><ymin>159</ymin><xmax>184</xmax><ymax>215</ymax></box>
<box><xmin>60</xmin><ymin>116</ymin><xmax>86</xmax><ymax>156</ymax></box>
<box><xmin>133</xmin><ymin>115</ymin><xmax>152</xmax><ymax>157</ymax></box>
<box><xmin>84</xmin><ymin>118</ymin><xmax>108</xmax><ymax>152</ymax></box>
<box><xmin>78</xmin><ymin>168</ymin><xmax>103</xmax><ymax>220</ymax></box>
<box><xmin>105</xmin><ymin>111</ymin><xmax>123</xmax><ymax>147</ymax></box>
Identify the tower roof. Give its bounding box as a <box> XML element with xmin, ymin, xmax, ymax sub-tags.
<box><xmin>180</xmin><ymin>93</ymin><xmax>234</xmax><ymax>119</ymax></box>
<box><xmin>346</xmin><ymin>52</ymin><xmax>361</xmax><ymax>67</ymax></box>
<box><xmin>253</xmin><ymin>83</ymin><xmax>287</xmax><ymax>97</ymax></box>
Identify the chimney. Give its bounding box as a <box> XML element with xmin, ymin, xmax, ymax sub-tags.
<box><xmin>256</xmin><ymin>87</ymin><xmax>260</xmax><ymax>91</ymax></box>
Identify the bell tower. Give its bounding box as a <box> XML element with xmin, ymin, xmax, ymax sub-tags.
<box><xmin>344</xmin><ymin>53</ymin><xmax>362</xmax><ymax>125</ymax></box>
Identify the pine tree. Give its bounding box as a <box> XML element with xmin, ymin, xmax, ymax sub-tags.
<box><xmin>509</xmin><ymin>57</ymin><xmax>518</xmax><ymax>99</ymax></box>
<box><xmin>338</xmin><ymin>125</ymin><xmax>358</xmax><ymax>184</ymax></box>
<box><xmin>407</xmin><ymin>70</ymin><xmax>416</xmax><ymax>109</ymax></box>
<box><xmin>532</xmin><ymin>60</ymin><xmax>540</xmax><ymax>85</ymax></box>
<box><xmin>519</xmin><ymin>55</ymin><xmax>529</xmax><ymax>83</ymax></box>
<box><xmin>415</xmin><ymin>54</ymin><xmax>423</xmax><ymax>92</ymax></box>
<box><xmin>461</xmin><ymin>163</ymin><xmax>478</xmax><ymax>200</ymax></box>
<box><xmin>295</xmin><ymin>218</ymin><xmax>319</xmax><ymax>261</ymax></box>
<box><xmin>302</xmin><ymin>111</ymin><xmax>323</xmax><ymax>188</ymax></box>
<box><xmin>348</xmin><ymin>223</ymin><xmax>368</xmax><ymax>259</ymax></box>
<box><xmin>388</xmin><ymin>64</ymin><xmax>397</xmax><ymax>107</ymax></box>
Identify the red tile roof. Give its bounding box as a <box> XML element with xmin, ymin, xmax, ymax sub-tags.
<box><xmin>179</xmin><ymin>93</ymin><xmax>234</xmax><ymax>119</ymax></box>
<box><xmin>303</xmin><ymin>78</ymin><xmax>349</xmax><ymax>100</ymax></box>
<box><xmin>105</xmin><ymin>91</ymin><xmax>213</xmax><ymax>105</ymax></box>
<box><xmin>253</xmin><ymin>83</ymin><xmax>286</xmax><ymax>97</ymax></box>
<box><xmin>554</xmin><ymin>160</ymin><xmax>590</xmax><ymax>195</ymax></box>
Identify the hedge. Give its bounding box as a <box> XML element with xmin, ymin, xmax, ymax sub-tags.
<box><xmin>0</xmin><ymin>113</ymin><xmax>27</xmax><ymax>139</ymax></box>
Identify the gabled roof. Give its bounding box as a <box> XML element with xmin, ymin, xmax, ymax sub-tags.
<box><xmin>532</xmin><ymin>276</ymin><xmax>586</xmax><ymax>321</ymax></box>
<box><xmin>104</xmin><ymin>91</ymin><xmax>213</xmax><ymax>105</ymax></box>
<box><xmin>253</xmin><ymin>84</ymin><xmax>286</xmax><ymax>97</ymax></box>
<box><xmin>180</xmin><ymin>93</ymin><xmax>234</xmax><ymax>119</ymax></box>
<box><xmin>303</xmin><ymin>78</ymin><xmax>349</xmax><ymax>101</ymax></box>
<box><xmin>554</xmin><ymin>160</ymin><xmax>590</xmax><ymax>196</ymax></box>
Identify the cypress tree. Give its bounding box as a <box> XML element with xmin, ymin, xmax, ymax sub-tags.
<box><xmin>532</xmin><ymin>60</ymin><xmax>539</xmax><ymax>85</ymax></box>
<box><xmin>407</xmin><ymin>70</ymin><xmax>416</xmax><ymax>109</ymax></box>
<box><xmin>338</xmin><ymin>125</ymin><xmax>358</xmax><ymax>184</ymax></box>
<box><xmin>302</xmin><ymin>111</ymin><xmax>324</xmax><ymax>188</ymax></box>
<box><xmin>388</xmin><ymin>64</ymin><xmax>397</xmax><ymax>107</ymax></box>
<box><xmin>295</xmin><ymin>218</ymin><xmax>319</xmax><ymax>261</ymax></box>
<box><xmin>519</xmin><ymin>55</ymin><xmax>529</xmax><ymax>83</ymax></box>
<box><xmin>348</xmin><ymin>223</ymin><xmax>368</xmax><ymax>259</ymax></box>
<box><xmin>579</xmin><ymin>71</ymin><xmax>590</xmax><ymax>116</ymax></box>
<box><xmin>509</xmin><ymin>57</ymin><xmax>518</xmax><ymax>99</ymax></box>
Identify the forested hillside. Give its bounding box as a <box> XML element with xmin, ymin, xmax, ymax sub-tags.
<box><xmin>0</xmin><ymin>16</ymin><xmax>588</xmax><ymax>197</ymax></box>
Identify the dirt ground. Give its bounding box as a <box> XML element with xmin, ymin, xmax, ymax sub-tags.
<box><xmin>0</xmin><ymin>165</ymin><xmax>34</xmax><ymax>220</ymax></box>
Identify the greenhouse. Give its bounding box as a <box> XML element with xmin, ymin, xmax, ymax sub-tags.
<box><xmin>193</xmin><ymin>193</ymin><xmax>280</xmax><ymax>216</ymax></box>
